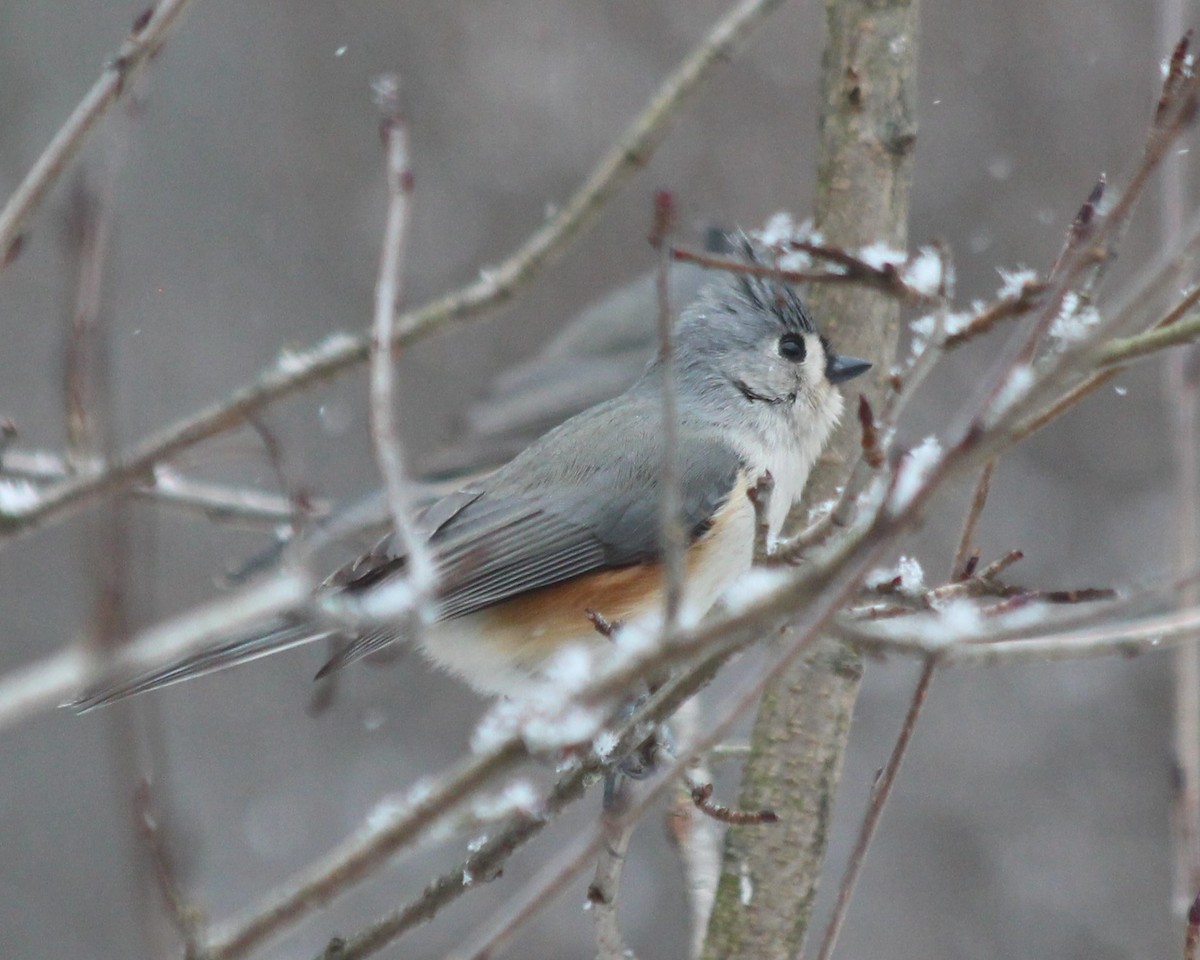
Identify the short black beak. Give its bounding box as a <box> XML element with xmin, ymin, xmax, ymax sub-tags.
<box><xmin>826</xmin><ymin>354</ymin><xmax>873</xmax><ymax>384</ymax></box>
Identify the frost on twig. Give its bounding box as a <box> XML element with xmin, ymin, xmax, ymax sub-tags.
<box><xmin>672</xmin><ymin>233</ymin><xmax>947</xmax><ymax>306</ymax></box>
<box><xmin>888</xmin><ymin>436</ymin><xmax>942</xmax><ymax>514</ymax></box>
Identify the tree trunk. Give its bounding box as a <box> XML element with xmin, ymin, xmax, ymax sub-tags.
<box><xmin>701</xmin><ymin>0</ymin><xmax>918</xmax><ymax>956</ymax></box>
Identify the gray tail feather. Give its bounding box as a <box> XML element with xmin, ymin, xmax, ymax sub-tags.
<box><xmin>312</xmin><ymin>629</ymin><xmax>404</xmax><ymax>681</ymax></box>
<box><xmin>68</xmin><ymin>620</ymin><xmax>336</xmax><ymax>713</ymax></box>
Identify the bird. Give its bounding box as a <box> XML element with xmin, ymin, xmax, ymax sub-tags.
<box><xmin>71</xmin><ymin>238</ymin><xmax>870</xmax><ymax>710</ymax></box>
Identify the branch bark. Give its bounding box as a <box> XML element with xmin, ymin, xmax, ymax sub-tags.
<box><xmin>701</xmin><ymin>0</ymin><xmax>918</xmax><ymax>956</ymax></box>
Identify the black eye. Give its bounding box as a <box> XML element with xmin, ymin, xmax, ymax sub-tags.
<box><xmin>778</xmin><ymin>333</ymin><xmax>807</xmax><ymax>362</ymax></box>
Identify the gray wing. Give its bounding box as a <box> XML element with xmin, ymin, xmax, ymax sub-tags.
<box><xmin>317</xmin><ymin>406</ymin><xmax>744</xmax><ymax>673</ymax></box>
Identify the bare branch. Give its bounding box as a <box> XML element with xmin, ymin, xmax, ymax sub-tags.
<box><xmin>1012</xmin><ymin>41</ymin><xmax>1200</xmax><ymax>361</ymax></box>
<box><xmin>1097</xmin><ymin>305</ymin><xmax>1200</xmax><ymax>367</ymax></box>
<box><xmin>940</xmin><ymin>279</ymin><xmax>1044</xmax><ymax>350</ymax></box>
<box><xmin>1046</xmin><ymin>173</ymin><xmax>1106</xmax><ymax>286</ymax></box>
<box><xmin>0</xmin><ymin>450</ymin><xmax>321</xmax><ymax>524</ymax></box>
<box><xmin>810</xmin><ymin>657</ymin><xmax>936</xmax><ymax>960</ymax></box>
<box><xmin>748</xmin><ymin>471</ymin><xmax>775</xmax><ymax>562</ymax></box>
<box><xmin>0</xmin><ymin>0</ymin><xmax>790</xmax><ymax>545</ymax></box>
<box><xmin>367</xmin><ymin>76</ymin><xmax>434</xmax><ymax>611</ymax></box>
<box><xmin>687</xmin><ymin>781</ymin><xmax>777</xmax><ymax>826</ymax></box>
<box><xmin>338</xmin><ymin>635</ymin><xmax>779</xmax><ymax>960</ymax></box>
<box><xmin>588</xmin><ymin>810</ymin><xmax>639</xmax><ymax>960</ymax></box>
<box><xmin>671</xmin><ymin>239</ymin><xmax>941</xmax><ymax>305</ymax></box>
<box><xmin>135</xmin><ymin>779</ymin><xmax>204</xmax><ymax>954</ymax></box>
<box><xmin>0</xmin><ymin>0</ymin><xmax>198</xmax><ymax>265</ymax></box>
<box><xmin>951</xmin><ymin>459</ymin><xmax>995</xmax><ymax>579</ymax></box>
<box><xmin>667</xmin><ymin>697</ymin><xmax>721</xmax><ymax>959</ymax></box>
<box><xmin>1187</xmin><ymin>892</ymin><xmax>1200</xmax><ymax>960</ymax></box>
<box><xmin>856</xmin><ymin>395</ymin><xmax>885</xmax><ymax>470</ymax></box>
<box><xmin>848</xmin><ymin>602</ymin><xmax>1200</xmax><ymax>666</ymax></box>
<box><xmin>1169</xmin><ymin>330</ymin><xmax>1200</xmax><ymax>916</ymax></box>
<box><xmin>653</xmin><ymin>188</ymin><xmax>685</xmax><ymax>626</ymax></box>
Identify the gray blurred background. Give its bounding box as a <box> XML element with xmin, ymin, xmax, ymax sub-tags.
<box><xmin>0</xmin><ymin>1</ymin><xmax>1190</xmax><ymax>958</ymax></box>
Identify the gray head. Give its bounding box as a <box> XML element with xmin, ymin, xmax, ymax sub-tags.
<box><xmin>644</xmin><ymin>239</ymin><xmax>872</xmax><ymax>438</ymax></box>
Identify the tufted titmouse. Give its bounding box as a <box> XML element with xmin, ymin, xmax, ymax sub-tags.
<box><xmin>73</xmin><ymin>240</ymin><xmax>870</xmax><ymax>708</ymax></box>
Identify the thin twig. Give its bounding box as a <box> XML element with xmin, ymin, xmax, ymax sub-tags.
<box><xmin>244</xmin><ymin>415</ymin><xmax>314</xmax><ymax>541</ymax></box>
<box><xmin>444</xmin><ymin>828</ymin><xmax>603</xmax><ymax>960</ymax></box>
<box><xmin>954</xmin><ymin>58</ymin><xmax>1200</xmax><ymax>454</ymax></box>
<box><xmin>1097</xmin><ymin>204</ymin><xmax>1200</xmax><ymax>349</ymax></box>
<box><xmin>848</xmin><ymin>602</ymin><xmax>1200</xmax><ymax>665</ymax></box>
<box><xmin>0</xmin><ymin>0</ymin><xmax>198</xmax><ymax>265</ymax></box>
<box><xmin>1169</xmin><ymin>335</ymin><xmax>1200</xmax><ymax>915</ymax></box>
<box><xmin>951</xmin><ymin>459</ymin><xmax>995</xmax><ymax>579</ymax></box>
<box><xmin>0</xmin><ymin>0</ymin><xmax>791</xmax><ymax>544</ymax></box>
<box><xmin>1098</xmin><ymin>303</ymin><xmax>1200</xmax><ymax>367</ymax></box>
<box><xmin>652</xmin><ymin>189</ymin><xmax>685</xmax><ymax>625</ymax></box>
<box><xmin>1187</xmin><ymin>892</ymin><xmax>1200</xmax><ymax>960</ymax></box>
<box><xmin>1008</xmin><ymin>368</ymin><xmax>1120</xmax><ymax>442</ymax></box>
<box><xmin>1159</xmin><ymin>4</ymin><xmax>1200</xmax><ymax>920</ymax></box>
<box><xmin>64</xmin><ymin>148</ymin><xmax>179</xmax><ymax>955</ymax></box>
<box><xmin>367</xmin><ymin>76</ymin><xmax>435</xmax><ymax>607</ymax></box>
<box><xmin>687</xmin><ymin>781</ymin><xmax>777</xmax><ymax>825</ymax></box>
<box><xmin>810</xmin><ymin>657</ymin><xmax>936</xmax><ymax>960</ymax></box>
<box><xmin>135</xmin><ymin>779</ymin><xmax>204</xmax><ymax>954</ymax></box>
<box><xmin>1014</xmin><ymin>43</ymin><xmax>1200</xmax><ymax>361</ymax></box>
<box><xmin>940</xmin><ymin>280</ymin><xmax>1044</xmax><ymax>350</ymax></box>
<box><xmin>1009</xmin><ymin>291</ymin><xmax>1200</xmax><ymax>450</ymax></box>
<box><xmin>149</xmin><ymin>468</ymin><xmax>328</xmax><ymax>525</ymax></box>
<box><xmin>0</xmin><ymin>450</ymin><xmax>322</xmax><ymax>524</ymax></box>
<box><xmin>588</xmin><ymin>811</ymin><xmax>639</xmax><ymax>960</ymax></box>
<box><xmin>667</xmin><ymin>697</ymin><xmax>721</xmax><ymax>960</ymax></box>
<box><xmin>1048</xmin><ymin>174</ymin><xmax>1106</xmax><ymax>281</ymax></box>
<box><xmin>671</xmin><ymin>241</ymin><xmax>940</xmax><ymax>306</ymax></box>
<box><xmin>748</xmin><ymin>471</ymin><xmax>775</xmax><ymax>562</ymax></box>
<box><xmin>856</xmin><ymin>396</ymin><xmax>885</xmax><ymax>470</ymax></box>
